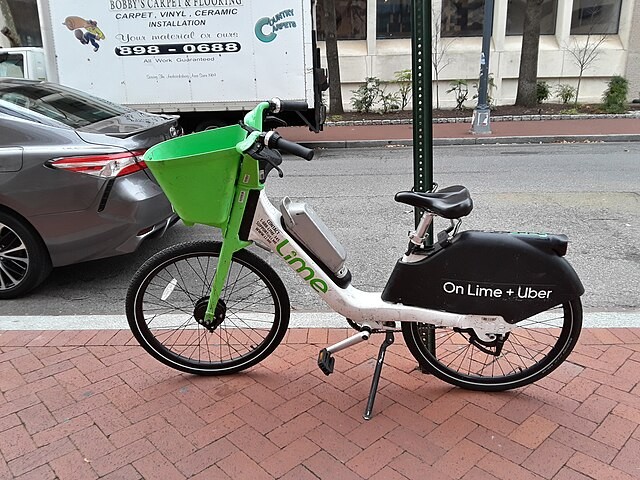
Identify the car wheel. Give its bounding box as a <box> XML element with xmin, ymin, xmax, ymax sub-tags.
<box><xmin>0</xmin><ymin>211</ymin><xmax>52</xmax><ymax>299</ymax></box>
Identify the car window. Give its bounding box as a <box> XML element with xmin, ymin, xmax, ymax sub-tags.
<box><xmin>0</xmin><ymin>98</ymin><xmax>71</xmax><ymax>127</ymax></box>
<box><xmin>0</xmin><ymin>54</ymin><xmax>25</xmax><ymax>78</ymax></box>
<box><xmin>0</xmin><ymin>83</ymin><xmax>130</xmax><ymax>128</ymax></box>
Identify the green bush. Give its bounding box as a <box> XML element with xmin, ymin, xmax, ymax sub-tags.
<box><xmin>379</xmin><ymin>90</ymin><xmax>400</xmax><ymax>114</ymax></box>
<box><xmin>350</xmin><ymin>76</ymin><xmax>400</xmax><ymax>114</ymax></box>
<box><xmin>555</xmin><ymin>84</ymin><xmax>577</xmax><ymax>104</ymax></box>
<box><xmin>536</xmin><ymin>81</ymin><xmax>551</xmax><ymax>103</ymax></box>
<box><xmin>602</xmin><ymin>75</ymin><xmax>628</xmax><ymax>114</ymax></box>
<box><xmin>350</xmin><ymin>77</ymin><xmax>381</xmax><ymax>113</ymax></box>
<box><xmin>394</xmin><ymin>69</ymin><xmax>412</xmax><ymax>110</ymax></box>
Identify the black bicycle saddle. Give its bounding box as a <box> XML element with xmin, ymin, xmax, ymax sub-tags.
<box><xmin>394</xmin><ymin>185</ymin><xmax>473</xmax><ymax>219</ymax></box>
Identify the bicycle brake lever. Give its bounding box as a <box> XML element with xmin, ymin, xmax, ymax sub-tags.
<box><xmin>261</xmin><ymin>154</ymin><xmax>283</xmax><ymax>178</ymax></box>
<box><xmin>238</xmin><ymin>120</ymin><xmax>257</xmax><ymax>133</ymax></box>
<box><xmin>265</xmin><ymin>116</ymin><xmax>288</xmax><ymax>128</ymax></box>
<box><xmin>245</xmin><ymin>143</ymin><xmax>284</xmax><ymax>178</ymax></box>
<box><xmin>272</xmin><ymin>163</ymin><xmax>284</xmax><ymax>178</ymax></box>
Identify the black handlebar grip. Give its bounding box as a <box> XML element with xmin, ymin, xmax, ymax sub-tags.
<box><xmin>280</xmin><ymin>100</ymin><xmax>309</xmax><ymax>111</ymax></box>
<box><xmin>270</xmin><ymin>98</ymin><xmax>309</xmax><ymax>113</ymax></box>
<box><xmin>265</xmin><ymin>131</ymin><xmax>314</xmax><ymax>160</ymax></box>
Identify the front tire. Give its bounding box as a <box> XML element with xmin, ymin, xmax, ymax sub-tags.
<box><xmin>402</xmin><ymin>300</ymin><xmax>582</xmax><ymax>391</ymax></box>
<box><xmin>126</xmin><ymin>241</ymin><xmax>290</xmax><ymax>375</ymax></box>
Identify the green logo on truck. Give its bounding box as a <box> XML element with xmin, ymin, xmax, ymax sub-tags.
<box><xmin>255</xmin><ymin>9</ymin><xmax>297</xmax><ymax>43</ymax></box>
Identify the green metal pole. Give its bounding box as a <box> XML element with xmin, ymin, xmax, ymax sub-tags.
<box><xmin>412</xmin><ymin>0</ymin><xmax>433</xmax><ymax>206</ymax></box>
<box><xmin>412</xmin><ymin>0</ymin><xmax>436</xmax><ymax>357</ymax></box>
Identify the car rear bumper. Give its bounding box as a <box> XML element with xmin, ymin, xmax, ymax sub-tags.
<box><xmin>30</xmin><ymin>171</ymin><xmax>178</xmax><ymax>267</ymax></box>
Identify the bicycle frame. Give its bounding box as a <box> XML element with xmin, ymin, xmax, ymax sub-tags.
<box><xmin>201</xmin><ymin>101</ymin><xmax>514</xmax><ymax>339</ymax></box>
<box><xmin>245</xmin><ymin>190</ymin><xmax>515</xmax><ymax>338</ymax></box>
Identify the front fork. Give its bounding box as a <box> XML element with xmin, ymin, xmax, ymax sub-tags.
<box><xmin>204</xmin><ymin>159</ymin><xmax>262</xmax><ymax>323</ymax></box>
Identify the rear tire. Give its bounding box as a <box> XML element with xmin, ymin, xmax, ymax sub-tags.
<box><xmin>402</xmin><ymin>300</ymin><xmax>582</xmax><ymax>391</ymax></box>
<box><xmin>126</xmin><ymin>241</ymin><xmax>290</xmax><ymax>375</ymax></box>
<box><xmin>0</xmin><ymin>211</ymin><xmax>52</xmax><ymax>299</ymax></box>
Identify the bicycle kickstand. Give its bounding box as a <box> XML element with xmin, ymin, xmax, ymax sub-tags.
<box><xmin>363</xmin><ymin>331</ymin><xmax>395</xmax><ymax>421</ymax></box>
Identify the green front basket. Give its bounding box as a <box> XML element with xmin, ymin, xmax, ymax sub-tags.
<box><xmin>143</xmin><ymin>125</ymin><xmax>246</xmax><ymax>227</ymax></box>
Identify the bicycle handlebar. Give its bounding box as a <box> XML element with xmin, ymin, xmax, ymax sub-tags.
<box><xmin>240</xmin><ymin>99</ymin><xmax>314</xmax><ymax>166</ymax></box>
<box><xmin>264</xmin><ymin>131</ymin><xmax>314</xmax><ymax>161</ymax></box>
<box><xmin>269</xmin><ymin>98</ymin><xmax>309</xmax><ymax>113</ymax></box>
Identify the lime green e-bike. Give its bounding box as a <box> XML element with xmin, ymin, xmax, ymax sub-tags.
<box><xmin>126</xmin><ymin>99</ymin><xmax>584</xmax><ymax>419</ymax></box>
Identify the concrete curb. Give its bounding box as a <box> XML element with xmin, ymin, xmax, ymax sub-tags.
<box><xmin>299</xmin><ymin>133</ymin><xmax>640</xmax><ymax>149</ymax></box>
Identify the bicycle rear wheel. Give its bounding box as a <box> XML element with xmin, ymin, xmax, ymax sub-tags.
<box><xmin>402</xmin><ymin>300</ymin><xmax>582</xmax><ymax>391</ymax></box>
<box><xmin>126</xmin><ymin>241</ymin><xmax>290</xmax><ymax>375</ymax></box>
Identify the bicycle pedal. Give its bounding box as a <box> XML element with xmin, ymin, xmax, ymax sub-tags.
<box><xmin>317</xmin><ymin>348</ymin><xmax>335</xmax><ymax>376</ymax></box>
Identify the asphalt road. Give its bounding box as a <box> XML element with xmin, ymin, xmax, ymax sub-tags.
<box><xmin>1</xmin><ymin>142</ymin><xmax>638</xmax><ymax>322</ymax></box>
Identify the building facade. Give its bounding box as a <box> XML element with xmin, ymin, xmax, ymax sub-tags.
<box><xmin>2</xmin><ymin>0</ymin><xmax>638</xmax><ymax>109</ymax></box>
<box><xmin>319</xmin><ymin>0</ymin><xmax>640</xmax><ymax>109</ymax></box>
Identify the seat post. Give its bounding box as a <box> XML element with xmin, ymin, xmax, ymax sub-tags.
<box><xmin>407</xmin><ymin>212</ymin><xmax>434</xmax><ymax>253</ymax></box>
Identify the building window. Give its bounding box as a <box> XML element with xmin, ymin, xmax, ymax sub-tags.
<box><xmin>570</xmin><ymin>0</ymin><xmax>622</xmax><ymax>34</ymax></box>
<box><xmin>4</xmin><ymin>0</ymin><xmax>42</xmax><ymax>46</ymax></box>
<box><xmin>506</xmin><ymin>0</ymin><xmax>558</xmax><ymax>35</ymax></box>
<box><xmin>316</xmin><ymin>0</ymin><xmax>367</xmax><ymax>40</ymax></box>
<box><xmin>377</xmin><ymin>0</ymin><xmax>412</xmax><ymax>39</ymax></box>
<box><xmin>441</xmin><ymin>0</ymin><xmax>486</xmax><ymax>37</ymax></box>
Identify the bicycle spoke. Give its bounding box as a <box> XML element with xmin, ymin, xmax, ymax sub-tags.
<box><xmin>412</xmin><ymin>303</ymin><xmax>576</xmax><ymax>387</ymax></box>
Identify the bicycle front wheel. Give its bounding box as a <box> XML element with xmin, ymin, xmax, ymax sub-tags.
<box><xmin>402</xmin><ymin>300</ymin><xmax>582</xmax><ymax>391</ymax></box>
<box><xmin>126</xmin><ymin>241</ymin><xmax>290</xmax><ymax>375</ymax></box>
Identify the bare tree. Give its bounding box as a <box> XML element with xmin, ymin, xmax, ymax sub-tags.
<box><xmin>565</xmin><ymin>31</ymin><xmax>607</xmax><ymax>105</ymax></box>
<box><xmin>322</xmin><ymin>0</ymin><xmax>344</xmax><ymax>114</ymax></box>
<box><xmin>431</xmin><ymin>5</ymin><xmax>454</xmax><ymax>109</ymax></box>
<box><xmin>515</xmin><ymin>0</ymin><xmax>544</xmax><ymax>107</ymax></box>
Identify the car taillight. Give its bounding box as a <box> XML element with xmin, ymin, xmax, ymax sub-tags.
<box><xmin>49</xmin><ymin>150</ymin><xmax>148</xmax><ymax>178</ymax></box>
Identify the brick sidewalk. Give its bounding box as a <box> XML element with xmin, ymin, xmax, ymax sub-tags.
<box><xmin>1</xmin><ymin>327</ymin><xmax>640</xmax><ymax>479</ymax></box>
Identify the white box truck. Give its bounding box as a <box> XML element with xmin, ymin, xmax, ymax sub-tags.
<box><xmin>1</xmin><ymin>0</ymin><xmax>326</xmax><ymax>132</ymax></box>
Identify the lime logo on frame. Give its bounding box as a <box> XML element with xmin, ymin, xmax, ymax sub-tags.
<box><xmin>254</xmin><ymin>9</ymin><xmax>297</xmax><ymax>43</ymax></box>
<box><xmin>276</xmin><ymin>239</ymin><xmax>328</xmax><ymax>293</ymax></box>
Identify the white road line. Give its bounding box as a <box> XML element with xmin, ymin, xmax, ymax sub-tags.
<box><xmin>0</xmin><ymin>312</ymin><xmax>638</xmax><ymax>331</ymax></box>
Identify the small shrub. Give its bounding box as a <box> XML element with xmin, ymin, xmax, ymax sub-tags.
<box><xmin>447</xmin><ymin>79</ymin><xmax>469</xmax><ymax>110</ymax></box>
<box><xmin>472</xmin><ymin>74</ymin><xmax>496</xmax><ymax>108</ymax></box>
<box><xmin>536</xmin><ymin>81</ymin><xmax>551</xmax><ymax>103</ymax></box>
<box><xmin>351</xmin><ymin>77</ymin><xmax>381</xmax><ymax>113</ymax></box>
<box><xmin>555</xmin><ymin>84</ymin><xmax>577</xmax><ymax>104</ymax></box>
<box><xmin>394</xmin><ymin>69</ymin><xmax>412</xmax><ymax>110</ymax></box>
<box><xmin>379</xmin><ymin>90</ymin><xmax>400</xmax><ymax>114</ymax></box>
<box><xmin>560</xmin><ymin>107</ymin><xmax>580</xmax><ymax>115</ymax></box>
<box><xmin>602</xmin><ymin>75</ymin><xmax>628</xmax><ymax>113</ymax></box>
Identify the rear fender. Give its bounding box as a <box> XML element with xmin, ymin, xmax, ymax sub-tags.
<box><xmin>381</xmin><ymin>231</ymin><xmax>584</xmax><ymax>324</ymax></box>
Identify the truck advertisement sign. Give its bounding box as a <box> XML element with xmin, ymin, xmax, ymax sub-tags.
<box><xmin>45</xmin><ymin>0</ymin><xmax>313</xmax><ymax>108</ymax></box>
